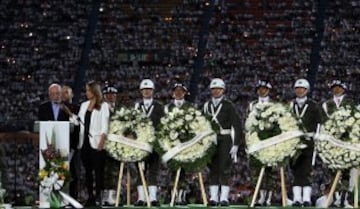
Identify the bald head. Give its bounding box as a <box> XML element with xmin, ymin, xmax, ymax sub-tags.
<box><xmin>48</xmin><ymin>83</ymin><xmax>62</xmax><ymax>103</ymax></box>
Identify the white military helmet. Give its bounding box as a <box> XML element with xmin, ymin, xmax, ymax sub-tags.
<box><xmin>256</xmin><ymin>80</ymin><xmax>272</xmax><ymax>89</ymax></box>
<box><xmin>294</xmin><ymin>78</ymin><xmax>310</xmax><ymax>90</ymax></box>
<box><xmin>139</xmin><ymin>79</ymin><xmax>155</xmax><ymax>90</ymax></box>
<box><xmin>330</xmin><ymin>79</ymin><xmax>347</xmax><ymax>90</ymax></box>
<box><xmin>209</xmin><ymin>78</ymin><xmax>225</xmax><ymax>89</ymax></box>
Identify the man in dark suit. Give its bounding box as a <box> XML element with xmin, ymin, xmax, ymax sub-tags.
<box><xmin>61</xmin><ymin>85</ymin><xmax>81</xmax><ymax>200</ymax></box>
<box><xmin>202</xmin><ymin>78</ymin><xmax>243</xmax><ymax>206</ymax></box>
<box><xmin>39</xmin><ymin>84</ymin><xmax>81</xmax><ymax>200</ymax></box>
<box><xmin>38</xmin><ymin>83</ymin><xmax>69</xmax><ymax>121</ymax></box>
<box><xmin>290</xmin><ymin>79</ymin><xmax>322</xmax><ymax>207</ymax></box>
<box><xmin>134</xmin><ymin>79</ymin><xmax>164</xmax><ymax>206</ymax></box>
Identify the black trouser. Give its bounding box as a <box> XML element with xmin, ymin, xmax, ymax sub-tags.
<box><xmin>292</xmin><ymin>141</ymin><xmax>313</xmax><ymax>186</ymax></box>
<box><xmin>209</xmin><ymin>135</ymin><xmax>232</xmax><ymax>185</ymax></box>
<box><xmin>333</xmin><ymin>169</ymin><xmax>350</xmax><ymax>191</ymax></box>
<box><xmin>249</xmin><ymin>156</ymin><xmax>277</xmax><ymax>190</ymax></box>
<box><xmin>104</xmin><ymin>155</ymin><xmax>119</xmax><ymax>190</ymax></box>
<box><xmin>136</xmin><ymin>152</ymin><xmax>160</xmax><ymax>185</ymax></box>
<box><xmin>81</xmin><ymin>148</ymin><xmax>106</xmax><ymax>199</ymax></box>
<box><xmin>69</xmin><ymin>149</ymin><xmax>81</xmax><ymax>199</ymax></box>
<box><xmin>260</xmin><ymin>167</ymin><xmax>277</xmax><ymax>190</ymax></box>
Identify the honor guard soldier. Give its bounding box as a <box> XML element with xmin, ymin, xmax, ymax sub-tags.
<box><xmin>248</xmin><ymin>80</ymin><xmax>275</xmax><ymax>206</ymax></box>
<box><xmin>164</xmin><ymin>83</ymin><xmax>192</xmax><ymax>114</ymax></box>
<box><xmin>319</xmin><ymin>79</ymin><xmax>356</xmax><ymax>208</ymax></box>
<box><xmin>290</xmin><ymin>79</ymin><xmax>322</xmax><ymax>207</ymax></box>
<box><xmin>103</xmin><ymin>85</ymin><xmax>118</xmax><ymax>114</ymax></box>
<box><xmin>322</xmin><ymin>80</ymin><xmax>355</xmax><ymax>117</ymax></box>
<box><xmin>202</xmin><ymin>78</ymin><xmax>243</xmax><ymax>206</ymax></box>
<box><xmin>134</xmin><ymin>79</ymin><xmax>164</xmax><ymax>206</ymax></box>
<box><xmin>249</xmin><ymin>80</ymin><xmax>273</xmax><ymax>111</ymax></box>
<box><xmin>102</xmin><ymin>85</ymin><xmax>119</xmax><ymax>206</ymax></box>
<box><xmin>165</xmin><ymin>83</ymin><xmax>193</xmax><ymax>205</ymax></box>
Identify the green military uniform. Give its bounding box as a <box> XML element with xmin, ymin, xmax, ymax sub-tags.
<box><xmin>135</xmin><ymin>99</ymin><xmax>164</xmax><ymax>184</ymax></box>
<box><xmin>322</xmin><ymin>97</ymin><xmax>355</xmax><ymax>118</ymax></box>
<box><xmin>248</xmin><ymin>80</ymin><xmax>281</xmax><ymax>206</ymax></box>
<box><xmin>290</xmin><ymin>99</ymin><xmax>321</xmax><ymax>186</ymax></box>
<box><xmin>203</xmin><ymin>97</ymin><xmax>243</xmax><ymax>205</ymax></box>
<box><xmin>134</xmin><ymin>99</ymin><xmax>164</xmax><ymax>205</ymax></box>
<box><xmin>102</xmin><ymin>85</ymin><xmax>121</xmax><ymax>206</ymax></box>
<box><xmin>164</xmin><ymin>99</ymin><xmax>194</xmax><ymax>205</ymax></box>
<box><xmin>248</xmin><ymin>98</ymin><xmax>278</xmax><ymax>206</ymax></box>
<box><xmin>321</xmin><ymin>80</ymin><xmax>355</xmax><ymax>207</ymax></box>
<box><xmin>290</xmin><ymin>96</ymin><xmax>322</xmax><ymax>206</ymax></box>
<box><xmin>203</xmin><ymin>98</ymin><xmax>243</xmax><ymax>183</ymax></box>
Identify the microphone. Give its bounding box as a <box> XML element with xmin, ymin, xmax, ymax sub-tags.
<box><xmin>60</xmin><ymin>102</ymin><xmax>73</xmax><ymax>115</ymax></box>
<box><xmin>60</xmin><ymin>102</ymin><xmax>92</xmax><ymax>138</ymax></box>
<box><xmin>60</xmin><ymin>103</ymin><xmax>84</xmax><ymax>126</ymax></box>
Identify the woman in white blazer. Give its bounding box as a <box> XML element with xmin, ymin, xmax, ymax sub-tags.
<box><xmin>71</xmin><ymin>81</ymin><xmax>109</xmax><ymax>206</ymax></box>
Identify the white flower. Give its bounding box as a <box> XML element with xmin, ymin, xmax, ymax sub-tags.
<box><xmin>169</xmin><ymin>131</ymin><xmax>179</xmax><ymax>140</ymax></box>
<box><xmin>185</xmin><ymin>114</ymin><xmax>193</xmax><ymax>121</ymax></box>
<box><xmin>157</xmin><ymin>106</ymin><xmax>216</xmax><ymax>166</ymax></box>
<box><xmin>105</xmin><ymin>108</ymin><xmax>155</xmax><ymax>162</ymax></box>
<box><xmin>317</xmin><ymin>106</ymin><xmax>360</xmax><ymax>169</ymax></box>
<box><xmin>245</xmin><ymin>102</ymin><xmax>303</xmax><ymax>167</ymax></box>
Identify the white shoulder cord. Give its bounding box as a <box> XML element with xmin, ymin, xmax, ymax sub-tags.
<box><xmin>322</xmin><ymin>102</ymin><xmax>329</xmax><ymax>118</ymax></box>
<box><xmin>164</xmin><ymin>104</ymin><xmax>169</xmax><ymax>114</ymax></box>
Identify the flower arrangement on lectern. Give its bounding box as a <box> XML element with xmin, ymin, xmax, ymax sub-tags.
<box><xmin>316</xmin><ymin>105</ymin><xmax>360</xmax><ymax>170</ymax></box>
<box><xmin>105</xmin><ymin>107</ymin><xmax>155</xmax><ymax>162</ymax></box>
<box><xmin>155</xmin><ymin>106</ymin><xmax>217</xmax><ymax>171</ymax></box>
<box><xmin>245</xmin><ymin>102</ymin><xmax>305</xmax><ymax>167</ymax></box>
<box><xmin>38</xmin><ymin>129</ymin><xmax>70</xmax><ymax>208</ymax></box>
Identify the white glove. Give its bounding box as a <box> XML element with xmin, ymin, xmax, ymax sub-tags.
<box><xmin>229</xmin><ymin>145</ymin><xmax>239</xmax><ymax>163</ymax></box>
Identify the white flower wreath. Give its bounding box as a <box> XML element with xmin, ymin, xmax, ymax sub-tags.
<box><xmin>105</xmin><ymin>107</ymin><xmax>155</xmax><ymax>162</ymax></box>
<box><xmin>245</xmin><ymin>102</ymin><xmax>304</xmax><ymax>167</ymax></box>
<box><xmin>156</xmin><ymin>107</ymin><xmax>217</xmax><ymax>171</ymax></box>
<box><xmin>316</xmin><ymin>105</ymin><xmax>360</xmax><ymax>170</ymax></box>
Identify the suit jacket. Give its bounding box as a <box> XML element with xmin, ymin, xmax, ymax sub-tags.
<box><xmin>74</xmin><ymin>101</ymin><xmax>110</xmax><ymax>149</ymax></box>
<box><xmin>202</xmin><ymin>98</ymin><xmax>243</xmax><ymax>146</ymax></box>
<box><xmin>63</xmin><ymin>102</ymin><xmax>80</xmax><ymax>149</ymax></box>
<box><xmin>38</xmin><ymin>101</ymin><xmax>69</xmax><ymax>121</ymax></box>
<box><xmin>135</xmin><ymin>100</ymin><xmax>164</xmax><ymax>130</ymax></box>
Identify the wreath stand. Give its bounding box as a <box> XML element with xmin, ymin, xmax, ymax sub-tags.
<box><xmin>114</xmin><ymin>162</ymin><xmax>151</xmax><ymax>207</ymax></box>
<box><xmin>169</xmin><ymin>168</ymin><xmax>208</xmax><ymax>207</ymax></box>
<box><xmin>250</xmin><ymin>166</ymin><xmax>288</xmax><ymax>207</ymax></box>
<box><xmin>324</xmin><ymin>169</ymin><xmax>359</xmax><ymax>208</ymax></box>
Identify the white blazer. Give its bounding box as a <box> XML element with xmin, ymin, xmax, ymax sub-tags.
<box><xmin>72</xmin><ymin>100</ymin><xmax>110</xmax><ymax>149</ymax></box>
